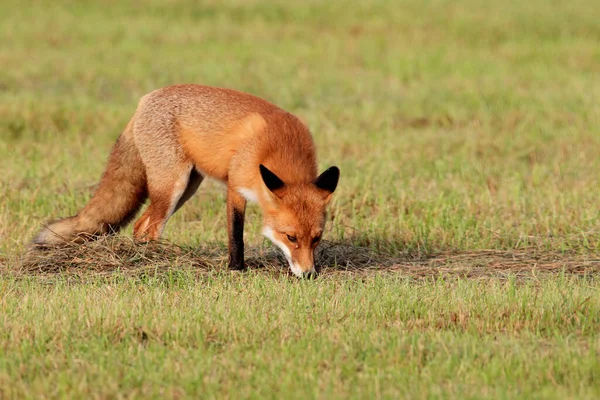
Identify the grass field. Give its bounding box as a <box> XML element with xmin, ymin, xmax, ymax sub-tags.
<box><xmin>1</xmin><ymin>0</ymin><xmax>600</xmax><ymax>398</ymax></box>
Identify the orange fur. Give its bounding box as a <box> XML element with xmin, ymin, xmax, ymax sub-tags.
<box><xmin>33</xmin><ymin>84</ymin><xmax>340</xmax><ymax>277</ymax></box>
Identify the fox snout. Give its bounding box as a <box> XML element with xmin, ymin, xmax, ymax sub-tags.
<box><xmin>289</xmin><ymin>248</ymin><xmax>318</xmax><ymax>278</ymax></box>
<box><xmin>289</xmin><ymin>261</ymin><xmax>317</xmax><ymax>279</ymax></box>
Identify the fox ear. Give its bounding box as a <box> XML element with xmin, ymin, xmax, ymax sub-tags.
<box><xmin>260</xmin><ymin>164</ymin><xmax>285</xmax><ymax>194</ymax></box>
<box><xmin>314</xmin><ymin>166</ymin><xmax>340</xmax><ymax>200</ymax></box>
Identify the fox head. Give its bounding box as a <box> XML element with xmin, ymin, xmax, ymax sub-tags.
<box><xmin>259</xmin><ymin>164</ymin><xmax>340</xmax><ymax>278</ymax></box>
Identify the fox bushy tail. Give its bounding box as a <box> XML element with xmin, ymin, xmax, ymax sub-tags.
<box><xmin>33</xmin><ymin>120</ymin><xmax>148</xmax><ymax>245</ymax></box>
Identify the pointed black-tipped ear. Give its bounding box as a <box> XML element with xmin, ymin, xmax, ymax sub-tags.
<box><xmin>314</xmin><ymin>166</ymin><xmax>340</xmax><ymax>194</ymax></box>
<box><xmin>260</xmin><ymin>164</ymin><xmax>285</xmax><ymax>193</ymax></box>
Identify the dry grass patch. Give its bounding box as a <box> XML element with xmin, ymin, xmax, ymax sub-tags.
<box><xmin>7</xmin><ymin>236</ymin><xmax>599</xmax><ymax>280</ymax></box>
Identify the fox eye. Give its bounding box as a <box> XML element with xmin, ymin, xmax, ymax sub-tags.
<box><xmin>286</xmin><ymin>235</ymin><xmax>297</xmax><ymax>243</ymax></box>
<box><xmin>312</xmin><ymin>236</ymin><xmax>321</xmax><ymax>245</ymax></box>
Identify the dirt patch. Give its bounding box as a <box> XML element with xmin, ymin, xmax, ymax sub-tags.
<box><xmin>4</xmin><ymin>236</ymin><xmax>600</xmax><ymax>280</ymax></box>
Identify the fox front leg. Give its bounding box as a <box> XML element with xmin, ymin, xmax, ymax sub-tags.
<box><xmin>226</xmin><ymin>187</ymin><xmax>247</xmax><ymax>270</ymax></box>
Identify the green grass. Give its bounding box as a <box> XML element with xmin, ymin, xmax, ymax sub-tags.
<box><xmin>1</xmin><ymin>0</ymin><xmax>599</xmax><ymax>398</ymax></box>
<box><xmin>2</xmin><ymin>274</ymin><xmax>600</xmax><ymax>399</ymax></box>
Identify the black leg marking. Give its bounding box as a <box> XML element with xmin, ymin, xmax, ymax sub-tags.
<box><xmin>228</xmin><ymin>208</ymin><xmax>245</xmax><ymax>270</ymax></box>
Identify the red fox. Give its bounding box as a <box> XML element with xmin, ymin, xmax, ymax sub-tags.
<box><xmin>33</xmin><ymin>84</ymin><xmax>340</xmax><ymax>277</ymax></box>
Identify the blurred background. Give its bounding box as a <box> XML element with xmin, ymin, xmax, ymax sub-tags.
<box><xmin>1</xmin><ymin>0</ymin><xmax>599</xmax><ymax>255</ymax></box>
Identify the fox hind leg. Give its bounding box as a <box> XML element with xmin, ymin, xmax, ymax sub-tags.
<box><xmin>133</xmin><ymin>164</ymin><xmax>202</xmax><ymax>241</ymax></box>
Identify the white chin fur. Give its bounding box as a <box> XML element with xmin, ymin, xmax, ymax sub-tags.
<box><xmin>262</xmin><ymin>226</ymin><xmax>312</xmax><ymax>277</ymax></box>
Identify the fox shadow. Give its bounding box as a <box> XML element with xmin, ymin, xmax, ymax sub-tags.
<box><xmin>245</xmin><ymin>235</ymin><xmax>424</xmax><ymax>273</ymax></box>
